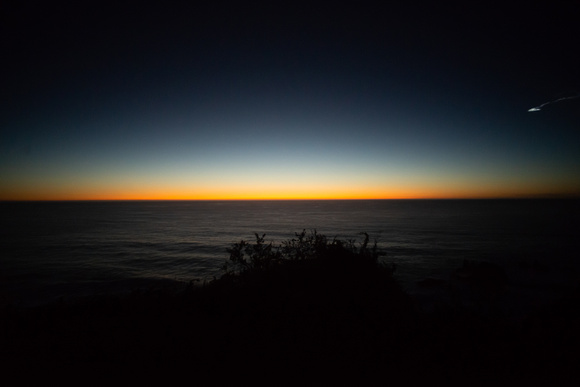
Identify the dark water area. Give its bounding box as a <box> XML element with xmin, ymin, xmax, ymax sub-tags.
<box><xmin>1</xmin><ymin>199</ymin><xmax>580</xmax><ymax>313</ymax></box>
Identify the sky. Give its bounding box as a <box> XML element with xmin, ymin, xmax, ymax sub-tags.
<box><xmin>1</xmin><ymin>1</ymin><xmax>579</xmax><ymax>200</ymax></box>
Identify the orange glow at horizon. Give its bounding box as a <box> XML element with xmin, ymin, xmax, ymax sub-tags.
<box><xmin>3</xmin><ymin>181</ymin><xmax>579</xmax><ymax>201</ymax></box>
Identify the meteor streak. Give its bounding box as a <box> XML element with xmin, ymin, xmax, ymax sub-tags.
<box><xmin>528</xmin><ymin>93</ymin><xmax>580</xmax><ymax>112</ymax></box>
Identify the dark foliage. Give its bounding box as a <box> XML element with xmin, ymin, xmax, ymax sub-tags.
<box><xmin>223</xmin><ymin>229</ymin><xmax>392</xmax><ymax>274</ymax></box>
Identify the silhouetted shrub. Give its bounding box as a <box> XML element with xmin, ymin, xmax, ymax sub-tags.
<box><xmin>222</xmin><ymin>229</ymin><xmax>392</xmax><ymax>276</ymax></box>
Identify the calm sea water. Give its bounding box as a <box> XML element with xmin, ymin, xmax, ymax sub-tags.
<box><xmin>1</xmin><ymin>199</ymin><xmax>579</xmax><ymax>308</ymax></box>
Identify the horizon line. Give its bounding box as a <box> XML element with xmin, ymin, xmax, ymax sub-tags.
<box><xmin>2</xmin><ymin>195</ymin><xmax>579</xmax><ymax>202</ymax></box>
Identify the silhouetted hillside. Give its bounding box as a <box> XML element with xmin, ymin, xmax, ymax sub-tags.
<box><xmin>1</xmin><ymin>231</ymin><xmax>579</xmax><ymax>386</ymax></box>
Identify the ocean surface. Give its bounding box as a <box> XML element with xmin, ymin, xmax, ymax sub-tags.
<box><xmin>2</xmin><ymin>199</ymin><xmax>580</xmax><ymax>313</ymax></box>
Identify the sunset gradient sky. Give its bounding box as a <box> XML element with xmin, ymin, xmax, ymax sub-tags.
<box><xmin>2</xmin><ymin>2</ymin><xmax>579</xmax><ymax>200</ymax></box>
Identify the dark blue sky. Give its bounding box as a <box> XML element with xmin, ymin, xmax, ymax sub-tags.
<box><xmin>2</xmin><ymin>1</ymin><xmax>579</xmax><ymax>199</ymax></box>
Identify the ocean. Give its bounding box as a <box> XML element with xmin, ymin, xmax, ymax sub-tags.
<box><xmin>2</xmin><ymin>199</ymin><xmax>580</xmax><ymax>312</ymax></box>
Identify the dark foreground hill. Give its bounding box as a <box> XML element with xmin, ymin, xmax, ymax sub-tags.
<box><xmin>1</xmin><ymin>232</ymin><xmax>579</xmax><ymax>386</ymax></box>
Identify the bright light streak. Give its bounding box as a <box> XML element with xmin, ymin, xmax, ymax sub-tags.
<box><xmin>528</xmin><ymin>93</ymin><xmax>580</xmax><ymax>112</ymax></box>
